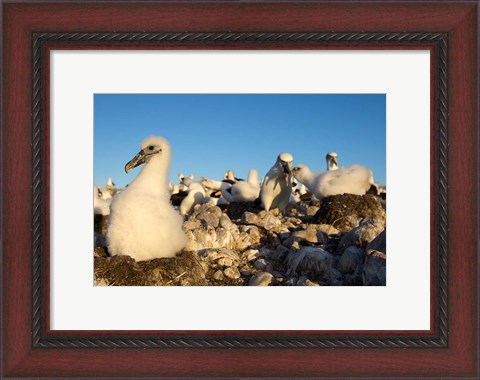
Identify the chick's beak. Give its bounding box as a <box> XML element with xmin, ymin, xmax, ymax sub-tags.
<box><xmin>332</xmin><ymin>156</ymin><xmax>338</xmax><ymax>167</ymax></box>
<box><xmin>125</xmin><ymin>149</ymin><xmax>146</xmax><ymax>173</ymax></box>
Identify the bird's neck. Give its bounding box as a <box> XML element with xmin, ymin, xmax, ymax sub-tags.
<box><xmin>129</xmin><ymin>155</ymin><xmax>170</xmax><ymax>196</ymax></box>
<box><xmin>327</xmin><ymin>161</ymin><xmax>338</xmax><ymax>171</ymax></box>
<box><xmin>247</xmin><ymin>170</ymin><xmax>258</xmax><ymax>186</ymax></box>
<box><xmin>207</xmin><ymin>179</ymin><xmax>223</xmax><ymax>190</ymax></box>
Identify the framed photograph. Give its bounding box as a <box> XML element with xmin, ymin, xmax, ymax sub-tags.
<box><xmin>2</xmin><ymin>1</ymin><xmax>478</xmax><ymax>378</ymax></box>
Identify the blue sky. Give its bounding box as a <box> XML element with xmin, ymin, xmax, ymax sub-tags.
<box><xmin>94</xmin><ymin>94</ymin><xmax>386</xmax><ymax>188</ymax></box>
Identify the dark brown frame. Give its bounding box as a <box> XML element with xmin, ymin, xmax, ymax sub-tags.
<box><xmin>2</xmin><ymin>1</ymin><xmax>478</xmax><ymax>378</ymax></box>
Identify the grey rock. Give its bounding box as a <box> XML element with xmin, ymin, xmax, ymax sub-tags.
<box><xmin>363</xmin><ymin>254</ymin><xmax>386</xmax><ymax>286</ymax></box>
<box><xmin>248</xmin><ymin>272</ymin><xmax>274</xmax><ymax>286</ymax></box>
<box><xmin>240</xmin><ymin>268</ymin><xmax>252</xmax><ymax>276</ymax></box>
<box><xmin>254</xmin><ymin>258</ymin><xmax>268</xmax><ymax>270</ymax></box>
<box><xmin>330</xmin><ymin>267</ymin><xmax>343</xmax><ymax>280</ymax></box>
<box><xmin>195</xmin><ymin>205</ymin><xmax>223</xmax><ymax>228</ymax></box>
<box><xmin>338</xmin><ymin>246</ymin><xmax>365</xmax><ymax>273</ymax></box>
<box><xmin>258</xmin><ymin>247</ymin><xmax>272</xmax><ymax>257</ymax></box>
<box><xmin>260</xmin><ymin>248</ymin><xmax>288</xmax><ymax>264</ymax></box>
<box><xmin>285</xmin><ymin>246</ymin><xmax>333</xmax><ymax>280</ymax></box>
<box><xmin>363</xmin><ymin>230</ymin><xmax>386</xmax><ymax>286</ymax></box>
<box><xmin>337</xmin><ymin>219</ymin><xmax>385</xmax><ymax>255</ymax></box>
<box><xmin>316</xmin><ymin>231</ymin><xmax>328</xmax><ymax>245</ymax></box>
<box><xmin>344</xmin><ymin>264</ymin><xmax>364</xmax><ymax>286</ymax></box>
<box><xmin>94</xmin><ymin>232</ymin><xmax>107</xmax><ymax>248</ymax></box>
<box><xmin>367</xmin><ymin>230</ymin><xmax>386</xmax><ymax>257</ymax></box>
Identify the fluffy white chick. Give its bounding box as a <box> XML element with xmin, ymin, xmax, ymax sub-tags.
<box><xmin>106</xmin><ymin>136</ymin><xmax>187</xmax><ymax>261</ymax></box>
<box><xmin>292</xmin><ymin>163</ymin><xmax>373</xmax><ymax>200</ymax></box>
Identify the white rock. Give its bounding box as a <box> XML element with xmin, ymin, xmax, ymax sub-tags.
<box><xmin>213</xmin><ymin>270</ymin><xmax>224</xmax><ymax>280</ymax></box>
<box><xmin>224</xmin><ymin>266</ymin><xmax>241</xmax><ymax>279</ymax></box>
<box><xmin>244</xmin><ymin>249</ymin><xmax>260</xmax><ymax>262</ymax></box>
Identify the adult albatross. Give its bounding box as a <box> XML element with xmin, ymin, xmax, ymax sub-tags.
<box><xmin>260</xmin><ymin>153</ymin><xmax>294</xmax><ymax>212</ymax></box>
<box><xmin>326</xmin><ymin>152</ymin><xmax>339</xmax><ymax>171</ymax></box>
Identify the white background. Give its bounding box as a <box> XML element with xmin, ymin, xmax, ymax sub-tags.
<box><xmin>51</xmin><ymin>51</ymin><xmax>430</xmax><ymax>330</ymax></box>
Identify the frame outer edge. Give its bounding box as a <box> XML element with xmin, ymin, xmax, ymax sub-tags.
<box><xmin>32</xmin><ymin>31</ymin><xmax>448</xmax><ymax>349</ymax></box>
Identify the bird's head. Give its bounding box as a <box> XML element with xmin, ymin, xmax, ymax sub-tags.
<box><xmin>201</xmin><ymin>178</ymin><xmax>217</xmax><ymax>190</ymax></box>
<box><xmin>224</xmin><ymin>169</ymin><xmax>235</xmax><ymax>180</ymax></box>
<box><xmin>94</xmin><ymin>185</ymin><xmax>102</xmax><ymax>198</ymax></box>
<box><xmin>292</xmin><ymin>164</ymin><xmax>309</xmax><ymax>182</ymax></box>
<box><xmin>125</xmin><ymin>136</ymin><xmax>171</xmax><ymax>173</ymax></box>
<box><xmin>326</xmin><ymin>152</ymin><xmax>338</xmax><ymax>171</ymax></box>
<box><xmin>277</xmin><ymin>152</ymin><xmax>293</xmax><ymax>184</ymax></box>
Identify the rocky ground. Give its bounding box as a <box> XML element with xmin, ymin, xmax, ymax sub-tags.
<box><xmin>94</xmin><ymin>193</ymin><xmax>386</xmax><ymax>286</ymax></box>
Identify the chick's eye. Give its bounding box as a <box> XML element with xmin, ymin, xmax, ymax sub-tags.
<box><xmin>148</xmin><ymin>146</ymin><xmax>154</xmax><ymax>151</ymax></box>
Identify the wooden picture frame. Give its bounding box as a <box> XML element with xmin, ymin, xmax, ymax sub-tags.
<box><xmin>2</xmin><ymin>1</ymin><xmax>478</xmax><ymax>378</ymax></box>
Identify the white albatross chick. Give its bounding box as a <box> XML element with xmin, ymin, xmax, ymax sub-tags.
<box><xmin>106</xmin><ymin>136</ymin><xmax>187</xmax><ymax>261</ymax></box>
<box><xmin>171</xmin><ymin>184</ymin><xmax>180</xmax><ymax>195</ymax></box>
<box><xmin>180</xmin><ymin>181</ymin><xmax>207</xmax><ymax>215</ymax></box>
<box><xmin>225</xmin><ymin>169</ymin><xmax>260</xmax><ymax>202</ymax></box>
<box><xmin>292</xmin><ymin>163</ymin><xmax>374</xmax><ymax>200</ymax></box>
<box><xmin>298</xmin><ymin>183</ymin><xmax>307</xmax><ymax>196</ymax></box>
<box><xmin>101</xmin><ymin>177</ymin><xmax>118</xmax><ymax>198</ymax></box>
<box><xmin>326</xmin><ymin>152</ymin><xmax>339</xmax><ymax>171</ymax></box>
<box><xmin>200</xmin><ymin>178</ymin><xmax>233</xmax><ymax>203</ymax></box>
<box><xmin>201</xmin><ymin>178</ymin><xmax>232</xmax><ymax>192</ymax></box>
<box><xmin>178</xmin><ymin>173</ymin><xmax>189</xmax><ymax>191</ymax></box>
<box><xmin>94</xmin><ymin>185</ymin><xmax>112</xmax><ymax>216</ymax></box>
<box><xmin>260</xmin><ymin>153</ymin><xmax>294</xmax><ymax>212</ymax></box>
